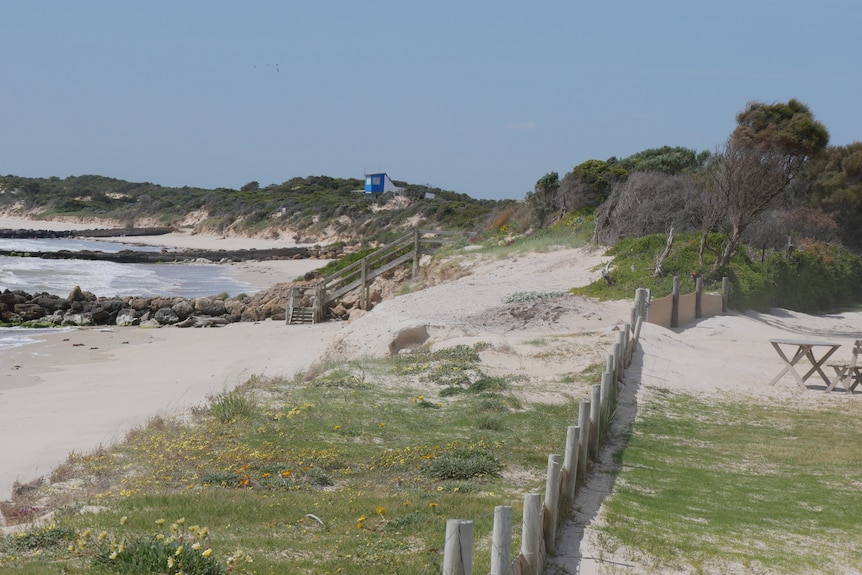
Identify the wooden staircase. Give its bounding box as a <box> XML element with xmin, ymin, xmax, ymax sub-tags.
<box><xmin>286</xmin><ymin>229</ymin><xmax>469</xmax><ymax>325</ymax></box>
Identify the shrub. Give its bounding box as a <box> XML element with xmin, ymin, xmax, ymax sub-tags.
<box><xmin>93</xmin><ymin>536</ymin><xmax>225</xmax><ymax>575</ymax></box>
<box><xmin>425</xmin><ymin>448</ymin><xmax>502</xmax><ymax>481</ymax></box>
<box><xmin>209</xmin><ymin>390</ymin><xmax>256</xmax><ymax>423</ymax></box>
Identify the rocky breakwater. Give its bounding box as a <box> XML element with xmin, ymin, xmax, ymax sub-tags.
<box><xmin>0</xmin><ymin>281</ymin><xmax>312</xmax><ymax>328</ymax></box>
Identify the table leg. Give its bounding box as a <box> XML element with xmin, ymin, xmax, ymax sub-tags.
<box><xmin>826</xmin><ymin>365</ymin><xmax>850</xmax><ymax>392</ymax></box>
<box><xmin>800</xmin><ymin>346</ymin><xmax>841</xmax><ymax>387</ymax></box>
<box><xmin>769</xmin><ymin>345</ymin><xmax>808</xmax><ymax>389</ymax></box>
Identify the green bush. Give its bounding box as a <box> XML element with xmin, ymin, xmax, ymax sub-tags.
<box><xmin>93</xmin><ymin>535</ymin><xmax>225</xmax><ymax>575</ymax></box>
<box><xmin>209</xmin><ymin>390</ymin><xmax>256</xmax><ymax>423</ymax></box>
<box><xmin>426</xmin><ymin>448</ymin><xmax>502</xmax><ymax>481</ymax></box>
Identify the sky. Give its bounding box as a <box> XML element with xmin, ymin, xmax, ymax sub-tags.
<box><xmin>1</xmin><ymin>1</ymin><xmax>860</xmax><ymax>201</ymax></box>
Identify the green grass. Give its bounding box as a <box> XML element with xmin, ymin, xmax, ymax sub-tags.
<box><xmin>0</xmin><ymin>345</ymin><xmax>577</xmax><ymax>574</ymax></box>
<box><xmin>597</xmin><ymin>388</ymin><xmax>862</xmax><ymax>573</ymax></box>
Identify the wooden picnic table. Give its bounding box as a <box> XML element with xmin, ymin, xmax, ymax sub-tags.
<box><xmin>768</xmin><ymin>338</ymin><xmax>842</xmax><ymax>390</ymax></box>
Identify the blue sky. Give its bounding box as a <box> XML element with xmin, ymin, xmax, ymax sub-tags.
<box><xmin>2</xmin><ymin>1</ymin><xmax>860</xmax><ymax>200</ymax></box>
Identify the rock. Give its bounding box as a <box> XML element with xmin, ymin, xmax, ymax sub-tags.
<box><xmin>149</xmin><ymin>297</ymin><xmax>174</xmax><ymax>311</ymax></box>
<box><xmin>14</xmin><ymin>303</ymin><xmax>48</xmax><ymax>321</ymax></box>
<box><xmin>32</xmin><ymin>294</ymin><xmax>65</xmax><ymax>311</ymax></box>
<box><xmin>115</xmin><ymin>309</ymin><xmax>139</xmax><ymax>326</ymax></box>
<box><xmin>139</xmin><ymin>319</ymin><xmax>162</xmax><ymax>328</ymax></box>
<box><xmin>175</xmin><ymin>316</ymin><xmax>197</xmax><ymax>328</ymax></box>
<box><xmin>194</xmin><ymin>316</ymin><xmax>229</xmax><ymax>328</ymax></box>
<box><xmin>1</xmin><ymin>311</ymin><xmax>23</xmax><ymax>323</ymax></box>
<box><xmin>98</xmin><ymin>299</ymin><xmax>127</xmax><ymax>314</ymax></box>
<box><xmin>153</xmin><ymin>307</ymin><xmax>180</xmax><ymax>325</ymax></box>
<box><xmin>66</xmin><ymin>285</ymin><xmax>85</xmax><ymax>302</ymax></box>
<box><xmin>62</xmin><ymin>313</ymin><xmax>92</xmax><ymax>326</ymax></box>
<box><xmin>195</xmin><ymin>297</ymin><xmax>226</xmax><ymax>316</ymax></box>
<box><xmin>90</xmin><ymin>309</ymin><xmax>112</xmax><ymax>324</ymax></box>
<box><xmin>0</xmin><ymin>291</ymin><xmax>26</xmax><ymax>305</ymax></box>
<box><xmin>171</xmin><ymin>300</ymin><xmax>195</xmax><ymax>321</ymax></box>
<box><xmin>128</xmin><ymin>298</ymin><xmax>151</xmax><ymax>311</ymax></box>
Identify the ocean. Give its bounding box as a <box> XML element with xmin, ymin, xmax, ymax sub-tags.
<box><xmin>0</xmin><ymin>236</ymin><xmax>261</xmax><ymax>299</ymax></box>
<box><xmin>1</xmin><ymin>236</ymin><xmax>269</xmax><ymax>353</ymax></box>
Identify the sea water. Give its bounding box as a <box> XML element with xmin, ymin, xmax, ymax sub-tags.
<box><xmin>0</xmin><ymin>236</ymin><xmax>266</xmax><ymax>352</ymax></box>
<box><xmin>0</xmin><ymin>237</ymin><xmax>258</xmax><ymax>299</ymax></box>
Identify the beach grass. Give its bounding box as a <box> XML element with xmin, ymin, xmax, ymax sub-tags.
<box><xmin>0</xmin><ymin>343</ymin><xmax>579</xmax><ymax>574</ymax></box>
<box><xmin>595</xmin><ymin>388</ymin><xmax>862</xmax><ymax>573</ymax></box>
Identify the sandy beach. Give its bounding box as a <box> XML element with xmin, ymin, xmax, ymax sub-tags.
<box><xmin>2</xmin><ymin>215</ymin><xmax>862</xmax><ymax>574</ymax></box>
<box><xmin>0</xmin><ymin>217</ymin><xmax>336</xmax><ymax>501</ymax></box>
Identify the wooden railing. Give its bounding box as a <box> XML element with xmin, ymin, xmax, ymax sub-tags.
<box><xmin>287</xmin><ymin>229</ymin><xmax>471</xmax><ymax>324</ymax></box>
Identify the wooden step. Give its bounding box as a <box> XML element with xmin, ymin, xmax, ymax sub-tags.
<box><xmin>288</xmin><ymin>307</ymin><xmax>315</xmax><ymax>325</ymax></box>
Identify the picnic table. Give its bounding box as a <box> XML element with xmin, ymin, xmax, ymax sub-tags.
<box><xmin>768</xmin><ymin>338</ymin><xmax>842</xmax><ymax>390</ymax></box>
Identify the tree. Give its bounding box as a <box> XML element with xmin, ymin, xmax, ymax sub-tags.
<box><xmin>593</xmin><ymin>172</ymin><xmax>701</xmax><ymax>244</ymax></box>
<box><xmin>807</xmin><ymin>143</ymin><xmax>862</xmax><ymax>250</ymax></box>
<box><xmin>526</xmin><ymin>171</ymin><xmax>560</xmax><ymax>226</ymax></box>
<box><xmin>557</xmin><ymin>159</ymin><xmax>628</xmax><ymax>213</ymax></box>
<box><xmin>701</xmin><ymin>100</ymin><xmax>829</xmax><ymax>269</ymax></box>
<box><xmin>616</xmin><ymin>146</ymin><xmax>706</xmax><ymax>175</ymax></box>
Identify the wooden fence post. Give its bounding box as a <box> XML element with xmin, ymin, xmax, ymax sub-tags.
<box><xmin>562</xmin><ymin>425</ymin><xmax>579</xmax><ymax>503</ymax></box>
<box><xmin>578</xmin><ymin>401</ymin><xmax>590</xmax><ymax>481</ymax></box>
<box><xmin>722</xmin><ymin>276</ymin><xmax>729</xmax><ymax>312</ymax></box>
<box><xmin>635</xmin><ymin>287</ymin><xmax>649</xmax><ymax>322</ymax></box>
<box><xmin>621</xmin><ymin>326</ymin><xmax>630</xmax><ymax>368</ymax></box>
<box><xmin>601</xmin><ymin>372</ymin><xmax>612</xmax><ymax>429</ymax></box>
<box><xmin>443</xmin><ymin>519</ymin><xmax>473</xmax><ymax>575</ymax></box>
<box><xmin>695</xmin><ymin>275</ymin><xmax>703</xmax><ymax>318</ymax></box>
<box><xmin>314</xmin><ymin>283</ymin><xmax>324</xmax><ymax>323</ymax></box>
<box><xmin>671</xmin><ymin>275</ymin><xmax>680</xmax><ymax>328</ymax></box>
<box><xmin>411</xmin><ymin>228</ymin><xmax>420</xmax><ymax>279</ymax></box>
<box><xmin>590</xmin><ymin>385</ymin><xmax>601</xmax><ymax>459</ymax></box>
<box><xmin>613</xmin><ymin>342</ymin><xmax>622</xmax><ymax>383</ymax></box>
<box><xmin>633</xmin><ymin>315</ymin><xmax>643</xmax><ymax>346</ymax></box>
<box><xmin>543</xmin><ymin>454</ymin><xmax>561</xmax><ymax>555</ymax></box>
<box><xmin>360</xmin><ymin>257</ymin><xmax>369</xmax><ymax>311</ymax></box>
<box><xmin>521</xmin><ymin>494</ymin><xmax>542</xmax><ymax>575</ymax></box>
<box><xmin>490</xmin><ymin>506</ymin><xmax>512</xmax><ymax>575</ymax></box>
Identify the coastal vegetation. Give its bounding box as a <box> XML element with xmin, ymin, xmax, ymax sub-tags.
<box><xmin>597</xmin><ymin>390</ymin><xmax>862</xmax><ymax>572</ymax></box>
<box><xmin>0</xmin><ymin>344</ymin><xmax>590</xmax><ymax>574</ymax></box>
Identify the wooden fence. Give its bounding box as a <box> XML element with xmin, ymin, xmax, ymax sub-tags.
<box><xmin>643</xmin><ymin>276</ymin><xmax>729</xmax><ymax>329</ymax></box>
<box><xmin>441</xmin><ymin>307</ymin><xmax>643</xmax><ymax>575</ymax></box>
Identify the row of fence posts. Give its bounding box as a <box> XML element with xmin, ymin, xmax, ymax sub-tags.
<box><xmin>442</xmin><ymin>297</ymin><xmax>645</xmax><ymax>575</ymax></box>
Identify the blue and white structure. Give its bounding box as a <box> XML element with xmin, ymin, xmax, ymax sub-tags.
<box><xmin>364</xmin><ymin>173</ymin><xmax>403</xmax><ymax>195</ymax></box>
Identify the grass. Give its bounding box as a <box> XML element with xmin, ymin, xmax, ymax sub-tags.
<box><xmin>0</xmin><ymin>344</ymin><xmax>580</xmax><ymax>574</ymax></box>
<box><xmin>597</xmin><ymin>388</ymin><xmax>862</xmax><ymax>573</ymax></box>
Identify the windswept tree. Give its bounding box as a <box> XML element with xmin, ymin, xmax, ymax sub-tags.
<box><xmin>701</xmin><ymin>100</ymin><xmax>829</xmax><ymax>269</ymax></box>
<box><xmin>807</xmin><ymin>142</ymin><xmax>862</xmax><ymax>250</ymax></box>
<box><xmin>556</xmin><ymin>159</ymin><xmax>628</xmax><ymax>213</ymax></box>
<box><xmin>526</xmin><ymin>171</ymin><xmax>560</xmax><ymax>226</ymax></box>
